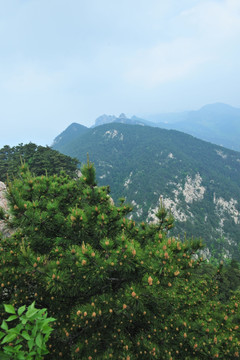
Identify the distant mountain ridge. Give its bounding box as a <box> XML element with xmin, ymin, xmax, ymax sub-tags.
<box><xmin>52</xmin><ymin>121</ymin><xmax>240</xmax><ymax>261</ymax></box>
<box><xmin>145</xmin><ymin>103</ymin><xmax>240</xmax><ymax>152</ymax></box>
<box><xmin>92</xmin><ymin>113</ymin><xmax>156</xmax><ymax>128</ymax></box>
<box><xmin>54</xmin><ymin>103</ymin><xmax>240</xmax><ymax>152</ymax></box>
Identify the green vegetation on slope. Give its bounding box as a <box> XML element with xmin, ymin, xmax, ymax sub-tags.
<box><xmin>0</xmin><ymin>163</ymin><xmax>240</xmax><ymax>359</ymax></box>
<box><xmin>146</xmin><ymin>103</ymin><xmax>240</xmax><ymax>152</ymax></box>
<box><xmin>0</xmin><ymin>143</ymin><xmax>79</xmax><ymax>182</ymax></box>
<box><xmin>52</xmin><ymin>122</ymin><xmax>89</xmax><ymax>149</ymax></box>
<box><xmin>52</xmin><ymin>122</ymin><xmax>240</xmax><ymax>260</ymax></box>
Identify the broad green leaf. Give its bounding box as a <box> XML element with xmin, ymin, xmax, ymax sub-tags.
<box><xmin>31</xmin><ymin>325</ymin><xmax>38</xmax><ymax>337</ymax></box>
<box><xmin>36</xmin><ymin>333</ymin><xmax>43</xmax><ymax>348</ymax></box>
<box><xmin>15</xmin><ymin>323</ymin><xmax>24</xmax><ymax>332</ymax></box>
<box><xmin>18</xmin><ymin>305</ymin><xmax>26</xmax><ymax>316</ymax></box>
<box><xmin>15</xmin><ymin>337</ymin><xmax>24</xmax><ymax>344</ymax></box>
<box><xmin>2</xmin><ymin>345</ymin><xmax>16</xmax><ymax>354</ymax></box>
<box><xmin>36</xmin><ymin>346</ymin><xmax>42</xmax><ymax>355</ymax></box>
<box><xmin>36</xmin><ymin>308</ymin><xmax>46</xmax><ymax>317</ymax></box>
<box><xmin>8</xmin><ymin>327</ymin><xmax>19</xmax><ymax>335</ymax></box>
<box><xmin>16</xmin><ymin>353</ymin><xmax>25</xmax><ymax>360</ymax></box>
<box><xmin>21</xmin><ymin>331</ymin><xmax>31</xmax><ymax>340</ymax></box>
<box><xmin>6</xmin><ymin>315</ymin><xmax>18</xmax><ymax>322</ymax></box>
<box><xmin>47</xmin><ymin>317</ymin><xmax>56</xmax><ymax>322</ymax></box>
<box><xmin>1</xmin><ymin>332</ymin><xmax>17</xmax><ymax>344</ymax></box>
<box><xmin>28</xmin><ymin>350</ymin><xmax>37</xmax><ymax>356</ymax></box>
<box><xmin>3</xmin><ymin>304</ymin><xmax>16</xmax><ymax>314</ymax></box>
<box><xmin>1</xmin><ymin>320</ymin><xmax>8</xmax><ymax>331</ymax></box>
<box><xmin>24</xmin><ymin>323</ymin><xmax>31</xmax><ymax>331</ymax></box>
<box><xmin>28</xmin><ymin>338</ymin><xmax>34</xmax><ymax>351</ymax></box>
<box><xmin>41</xmin><ymin>348</ymin><xmax>49</xmax><ymax>355</ymax></box>
<box><xmin>14</xmin><ymin>344</ymin><xmax>22</xmax><ymax>351</ymax></box>
<box><xmin>25</xmin><ymin>308</ymin><xmax>38</xmax><ymax>319</ymax></box>
<box><xmin>28</xmin><ymin>301</ymin><xmax>36</xmax><ymax>310</ymax></box>
<box><xmin>41</xmin><ymin>324</ymin><xmax>51</xmax><ymax>334</ymax></box>
<box><xmin>26</xmin><ymin>354</ymin><xmax>35</xmax><ymax>360</ymax></box>
<box><xmin>3</xmin><ymin>345</ymin><xmax>15</xmax><ymax>355</ymax></box>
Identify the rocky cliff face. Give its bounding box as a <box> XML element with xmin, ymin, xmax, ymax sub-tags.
<box><xmin>0</xmin><ymin>182</ymin><xmax>13</xmax><ymax>237</ymax></box>
<box><xmin>0</xmin><ymin>182</ymin><xmax>8</xmax><ymax>211</ymax></box>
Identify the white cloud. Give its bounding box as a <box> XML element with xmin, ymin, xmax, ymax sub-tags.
<box><xmin>0</xmin><ymin>0</ymin><xmax>240</xmax><ymax>148</ymax></box>
<box><xmin>1</xmin><ymin>63</ymin><xmax>63</xmax><ymax>94</ymax></box>
<box><xmin>124</xmin><ymin>0</ymin><xmax>240</xmax><ymax>88</ymax></box>
<box><xmin>125</xmin><ymin>37</ymin><xmax>210</xmax><ymax>87</ymax></box>
<box><xmin>180</xmin><ymin>0</ymin><xmax>240</xmax><ymax>39</ymax></box>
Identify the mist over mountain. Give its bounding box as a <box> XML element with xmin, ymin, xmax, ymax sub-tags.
<box><xmin>52</xmin><ymin>121</ymin><xmax>240</xmax><ymax>261</ymax></box>
<box><xmin>54</xmin><ymin>103</ymin><xmax>240</xmax><ymax>152</ymax></box>
<box><xmin>92</xmin><ymin>113</ymin><xmax>156</xmax><ymax>128</ymax></box>
<box><xmin>145</xmin><ymin>103</ymin><xmax>240</xmax><ymax>152</ymax></box>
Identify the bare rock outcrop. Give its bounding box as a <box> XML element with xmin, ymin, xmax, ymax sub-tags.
<box><xmin>0</xmin><ymin>181</ymin><xmax>13</xmax><ymax>237</ymax></box>
<box><xmin>0</xmin><ymin>182</ymin><xmax>8</xmax><ymax>211</ymax></box>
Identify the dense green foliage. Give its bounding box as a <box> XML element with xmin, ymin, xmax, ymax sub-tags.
<box><xmin>0</xmin><ymin>302</ymin><xmax>55</xmax><ymax>359</ymax></box>
<box><xmin>53</xmin><ymin>123</ymin><xmax>89</xmax><ymax>149</ymax></box>
<box><xmin>52</xmin><ymin>122</ymin><xmax>240</xmax><ymax>260</ymax></box>
<box><xmin>0</xmin><ymin>143</ymin><xmax>79</xmax><ymax>182</ymax></box>
<box><xmin>0</xmin><ymin>164</ymin><xmax>240</xmax><ymax>359</ymax></box>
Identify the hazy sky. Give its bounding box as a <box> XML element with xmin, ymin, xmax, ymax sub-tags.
<box><xmin>1</xmin><ymin>0</ymin><xmax>240</xmax><ymax>147</ymax></box>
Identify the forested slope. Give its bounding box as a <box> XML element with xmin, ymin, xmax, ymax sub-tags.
<box><xmin>53</xmin><ymin>122</ymin><xmax>240</xmax><ymax>260</ymax></box>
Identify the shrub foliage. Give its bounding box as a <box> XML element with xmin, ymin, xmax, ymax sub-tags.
<box><xmin>0</xmin><ymin>162</ymin><xmax>239</xmax><ymax>359</ymax></box>
<box><xmin>0</xmin><ymin>302</ymin><xmax>55</xmax><ymax>359</ymax></box>
<box><xmin>0</xmin><ymin>143</ymin><xmax>79</xmax><ymax>182</ymax></box>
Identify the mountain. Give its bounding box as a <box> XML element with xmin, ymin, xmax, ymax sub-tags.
<box><xmin>0</xmin><ymin>143</ymin><xmax>79</xmax><ymax>183</ymax></box>
<box><xmin>92</xmin><ymin>113</ymin><xmax>156</xmax><ymax>128</ymax></box>
<box><xmin>52</xmin><ymin>122</ymin><xmax>89</xmax><ymax>149</ymax></box>
<box><xmin>54</xmin><ymin>103</ymin><xmax>240</xmax><ymax>152</ymax></box>
<box><xmin>52</xmin><ymin>122</ymin><xmax>240</xmax><ymax>261</ymax></box>
<box><xmin>145</xmin><ymin>103</ymin><xmax>240</xmax><ymax>152</ymax></box>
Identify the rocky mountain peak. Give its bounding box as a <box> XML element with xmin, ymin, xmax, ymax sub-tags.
<box><xmin>94</xmin><ymin>114</ymin><xmax>117</xmax><ymax>127</ymax></box>
<box><xmin>118</xmin><ymin>113</ymin><xmax>127</xmax><ymax>119</ymax></box>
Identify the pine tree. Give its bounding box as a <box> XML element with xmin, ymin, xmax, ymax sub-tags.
<box><xmin>0</xmin><ymin>163</ymin><xmax>240</xmax><ymax>359</ymax></box>
<box><xmin>0</xmin><ymin>143</ymin><xmax>79</xmax><ymax>182</ymax></box>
